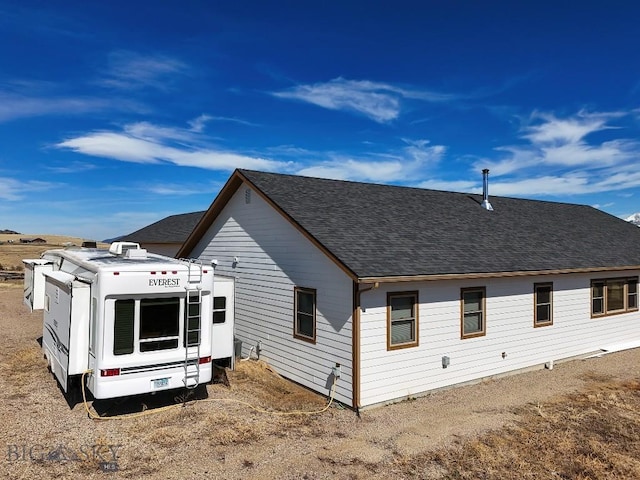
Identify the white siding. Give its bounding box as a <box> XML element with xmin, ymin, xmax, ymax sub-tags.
<box><xmin>360</xmin><ymin>273</ymin><xmax>640</xmax><ymax>407</ymax></box>
<box><xmin>190</xmin><ymin>184</ymin><xmax>354</xmax><ymax>405</ymax></box>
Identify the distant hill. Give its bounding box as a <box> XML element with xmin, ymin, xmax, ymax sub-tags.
<box><xmin>0</xmin><ymin>229</ymin><xmax>20</xmax><ymax>234</ymax></box>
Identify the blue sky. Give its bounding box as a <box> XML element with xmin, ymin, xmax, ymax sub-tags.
<box><xmin>2</xmin><ymin>1</ymin><xmax>640</xmax><ymax>241</ymax></box>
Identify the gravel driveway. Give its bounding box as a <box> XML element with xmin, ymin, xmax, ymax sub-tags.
<box><xmin>2</xmin><ymin>283</ymin><xmax>640</xmax><ymax>479</ymax></box>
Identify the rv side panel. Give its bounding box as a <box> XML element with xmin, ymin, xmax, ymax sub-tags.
<box><xmin>42</xmin><ymin>271</ymin><xmax>77</xmax><ymax>392</ymax></box>
<box><xmin>212</xmin><ymin>275</ymin><xmax>235</xmax><ymax>363</ymax></box>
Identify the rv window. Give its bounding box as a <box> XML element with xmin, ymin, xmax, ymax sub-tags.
<box><xmin>139</xmin><ymin>298</ymin><xmax>180</xmax><ymax>352</ymax></box>
<box><xmin>114</xmin><ymin>299</ymin><xmax>135</xmax><ymax>355</ymax></box>
<box><xmin>213</xmin><ymin>296</ymin><xmax>226</xmax><ymax>324</ymax></box>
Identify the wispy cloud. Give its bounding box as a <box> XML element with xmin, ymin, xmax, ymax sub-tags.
<box><xmin>55</xmin><ymin>119</ymin><xmax>291</xmax><ymax>172</ymax></box>
<box><xmin>272</xmin><ymin>77</ymin><xmax>458</xmax><ymax>123</ymax></box>
<box><xmin>145</xmin><ymin>181</ymin><xmax>221</xmax><ymax>196</ymax></box>
<box><xmin>99</xmin><ymin>51</ymin><xmax>188</xmax><ymax>91</ymax></box>
<box><xmin>0</xmin><ymin>91</ymin><xmax>111</xmax><ymax>122</ymax></box>
<box><xmin>44</xmin><ymin>161</ymin><xmax>99</xmax><ymax>174</ymax></box>
<box><xmin>296</xmin><ymin>138</ymin><xmax>446</xmax><ymax>182</ymax></box>
<box><xmin>0</xmin><ymin>177</ymin><xmax>58</xmax><ymax>201</ymax></box>
<box><xmin>480</xmin><ymin>110</ymin><xmax>637</xmax><ymax>175</ymax></box>
<box><xmin>188</xmin><ymin>114</ymin><xmax>212</xmax><ymax>132</ymax></box>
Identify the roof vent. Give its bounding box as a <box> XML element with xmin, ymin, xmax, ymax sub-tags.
<box><xmin>109</xmin><ymin>241</ymin><xmax>141</xmax><ymax>255</ymax></box>
<box><xmin>124</xmin><ymin>247</ymin><xmax>148</xmax><ymax>259</ymax></box>
<box><xmin>481</xmin><ymin>169</ymin><xmax>493</xmax><ymax>211</ymax></box>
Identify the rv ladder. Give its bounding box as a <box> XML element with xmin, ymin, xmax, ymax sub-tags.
<box><xmin>183</xmin><ymin>286</ymin><xmax>202</xmax><ymax>389</ymax></box>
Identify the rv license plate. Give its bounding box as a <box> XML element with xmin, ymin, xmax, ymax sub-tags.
<box><xmin>152</xmin><ymin>378</ymin><xmax>169</xmax><ymax>389</ymax></box>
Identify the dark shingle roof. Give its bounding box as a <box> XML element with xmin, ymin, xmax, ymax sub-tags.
<box><xmin>120</xmin><ymin>211</ymin><xmax>205</xmax><ymax>244</ymax></box>
<box><xmin>236</xmin><ymin>169</ymin><xmax>640</xmax><ymax>279</ymax></box>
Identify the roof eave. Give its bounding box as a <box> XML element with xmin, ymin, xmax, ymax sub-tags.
<box><xmin>357</xmin><ymin>265</ymin><xmax>640</xmax><ymax>284</ymax></box>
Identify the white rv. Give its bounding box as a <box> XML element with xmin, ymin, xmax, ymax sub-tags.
<box><xmin>23</xmin><ymin>242</ymin><xmax>234</xmax><ymax>400</ymax></box>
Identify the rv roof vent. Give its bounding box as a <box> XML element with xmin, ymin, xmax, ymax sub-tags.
<box><xmin>124</xmin><ymin>248</ymin><xmax>148</xmax><ymax>259</ymax></box>
<box><xmin>109</xmin><ymin>241</ymin><xmax>141</xmax><ymax>256</ymax></box>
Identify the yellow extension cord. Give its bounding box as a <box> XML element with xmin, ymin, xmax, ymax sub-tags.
<box><xmin>81</xmin><ymin>368</ymin><xmax>338</xmax><ymax>421</ymax></box>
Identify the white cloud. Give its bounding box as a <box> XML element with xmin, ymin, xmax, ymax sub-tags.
<box><xmin>55</xmin><ymin>121</ymin><xmax>290</xmax><ymax>172</ymax></box>
<box><xmin>522</xmin><ymin>110</ymin><xmax>621</xmax><ymax>144</ymax></box>
<box><xmin>476</xmin><ymin>110</ymin><xmax>640</xmax><ymax>181</ymax></box>
<box><xmin>100</xmin><ymin>51</ymin><xmax>188</xmax><ymax>91</ymax></box>
<box><xmin>272</xmin><ymin>77</ymin><xmax>457</xmax><ymax>123</ymax></box>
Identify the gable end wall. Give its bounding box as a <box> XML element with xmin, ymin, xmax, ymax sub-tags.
<box><xmin>190</xmin><ymin>183</ymin><xmax>354</xmax><ymax>405</ymax></box>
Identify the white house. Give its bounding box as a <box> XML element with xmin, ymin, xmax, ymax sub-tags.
<box><xmin>177</xmin><ymin>169</ymin><xmax>640</xmax><ymax>410</ymax></box>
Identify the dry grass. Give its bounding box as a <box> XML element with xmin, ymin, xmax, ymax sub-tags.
<box><xmin>0</xmin><ymin>234</ymin><xmax>109</xmax><ymax>271</ymax></box>
<box><xmin>394</xmin><ymin>379</ymin><xmax>640</xmax><ymax>479</ymax></box>
<box><xmin>0</xmin><ymin>346</ymin><xmax>48</xmax><ymax>396</ymax></box>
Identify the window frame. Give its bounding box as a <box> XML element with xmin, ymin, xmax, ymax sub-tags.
<box><xmin>534</xmin><ymin>282</ymin><xmax>553</xmax><ymax>328</ymax></box>
<box><xmin>293</xmin><ymin>287</ymin><xmax>317</xmax><ymax>344</ymax></box>
<box><xmin>591</xmin><ymin>277</ymin><xmax>639</xmax><ymax>318</ymax></box>
<box><xmin>212</xmin><ymin>296</ymin><xmax>227</xmax><ymax>324</ymax></box>
<box><xmin>386</xmin><ymin>291</ymin><xmax>419</xmax><ymax>351</ymax></box>
<box><xmin>460</xmin><ymin>287</ymin><xmax>487</xmax><ymax>339</ymax></box>
<box><xmin>139</xmin><ymin>297</ymin><xmax>181</xmax><ymax>352</ymax></box>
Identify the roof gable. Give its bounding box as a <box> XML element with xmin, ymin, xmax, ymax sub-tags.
<box><xmin>179</xmin><ymin>169</ymin><xmax>640</xmax><ymax>280</ymax></box>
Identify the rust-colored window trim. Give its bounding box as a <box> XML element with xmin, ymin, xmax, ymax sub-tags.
<box><xmin>461</xmin><ymin>287</ymin><xmax>486</xmax><ymax>339</ymax></box>
<box><xmin>534</xmin><ymin>282</ymin><xmax>554</xmax><ymax>328</ymax></box>
<box><xmin>591</xmin><ymin>277</ymin><xmax>639</xmax><ymax>318</ymax></box>
<box><xmin>386</xmin><ymin>291</ymin><xmax>419</xmax><ymax>351</ymax></box>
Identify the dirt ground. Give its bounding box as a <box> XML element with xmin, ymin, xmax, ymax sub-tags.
<box><xmin>3</xmin><ymin>282</ymin><xmax>640</xmax><ymax>479</ymax></box>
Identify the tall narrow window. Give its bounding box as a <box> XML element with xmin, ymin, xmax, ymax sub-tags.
<box><xmin>461</xmin><ymin>287</ymin><xmax>486</xmax><ymax>339</ymax></box>
<box><xmin>114</xmin><ymin>299</ymin><xmax>134</xmax><ymax>355</ymax></box>
<box><xmin>591</xmin><ymin>277</ymin><xmax>639</xmax><ymax>317</ymax></box>
<box><xmin>534</xmin><ymin>283</ymin><xmax>553</xmax><ymax>327</ymax></box>
<box><xmin>294</xmin><ymin>287</ymin><xmax>316</xmax><ymax>343</ymax></box>
<box><xmin>387</xmin><ymin>291</ymin><xmax>419</xmax><ymax>350</ymax></box>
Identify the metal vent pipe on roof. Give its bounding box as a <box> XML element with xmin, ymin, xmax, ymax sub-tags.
<box><xmin>481</xmin><ymin>169</ymin><xmax>494</xmax><ymax>211</ymax></box>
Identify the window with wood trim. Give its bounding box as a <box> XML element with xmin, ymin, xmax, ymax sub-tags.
<box><xmin>534</xmin><ymin>283</ymin><xmax>553</xmax><ymax>327</ymax></box>
<box><xmin>461</xmin><ymin>287</ymin><xmax>486</xmax><ymax>339</ymax></box>
<box><xmin>294</xmin><ymin>287</ymin><xmax>316</xmax><ymax>343</ymax></box>
<box><xmin>387</xmin><ymin>291</ymin><xmax>419</xmax><ymax>350</ymax></box>
<box><xmin>591</xmin><ymin>277</ymin><xmax>639</xmax><ymax>317</ymax></box>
